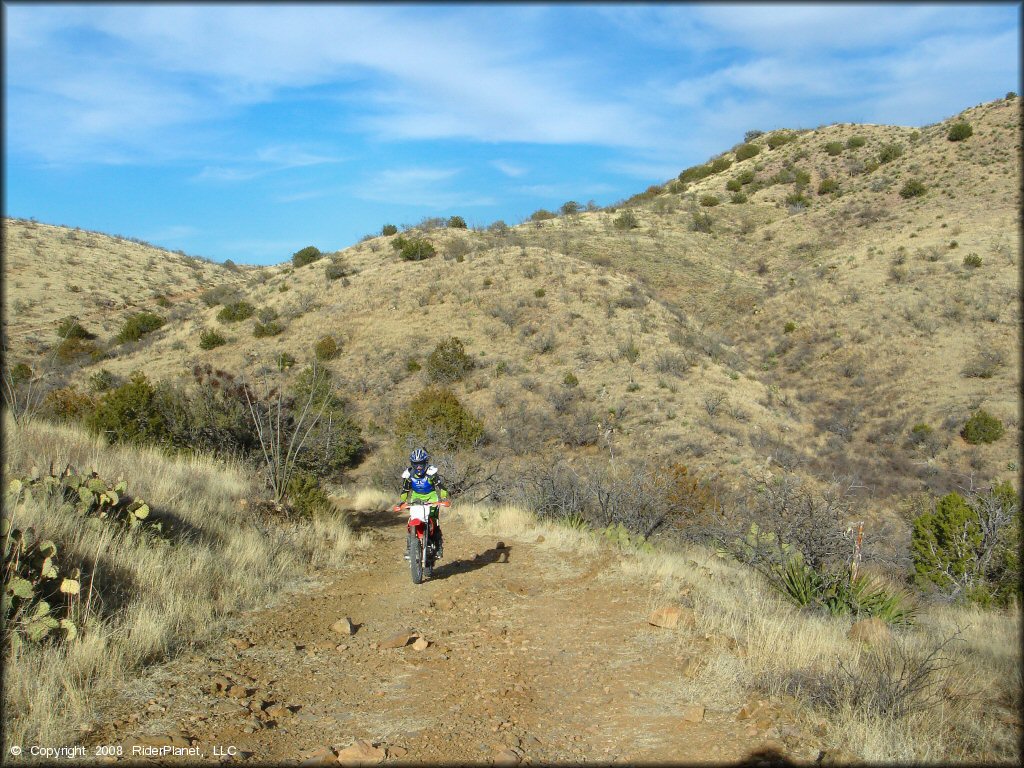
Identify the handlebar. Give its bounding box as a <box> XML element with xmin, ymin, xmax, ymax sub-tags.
<box><xmin>393</xmin><ymin>500</ymin><xmax>451</xmax><ymax>513</ymax></box>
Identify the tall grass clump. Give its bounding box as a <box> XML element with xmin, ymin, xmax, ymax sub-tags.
<box><xmin>2</xmin><ymin>416</ymin><xmax>353</xmax><ymax>749</ymax></box>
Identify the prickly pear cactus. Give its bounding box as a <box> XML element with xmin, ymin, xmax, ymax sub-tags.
<box><xmin>3</xmin><ymin>463</ymin><xmax>160</xmax><ymax>647</ymax></box>
<box><xmin>3</xmin><ymin>483</ymin><xmax>77</xmax><ymax>646</ymax></box>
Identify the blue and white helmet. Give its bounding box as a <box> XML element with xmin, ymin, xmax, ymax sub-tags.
<box><xmin>410</xmin><ymin>447</ymin><xmax>429</xmax><ymax>478</ymax></box>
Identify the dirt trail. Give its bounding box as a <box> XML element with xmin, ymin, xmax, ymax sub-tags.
<box><xmin>85</xmin><ymin>509</ymin><xmax>823</xmax><ymax>764</ymax></box>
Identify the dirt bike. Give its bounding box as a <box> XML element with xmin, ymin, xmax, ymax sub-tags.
<box><xmin>393</xmin><ymin>500</ymin><xmax>450</xmax><ymax>584</ymax></box>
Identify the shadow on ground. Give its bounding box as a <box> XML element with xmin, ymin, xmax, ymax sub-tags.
<box><xmin>345</xmin><ymin>507</ymin><xmax>408</xmax><ymax>533</ymax></box>
<box><xmin>429</xmin><ymin>544</ymin><xmax>512</xmax><ymax>582</ymax></box>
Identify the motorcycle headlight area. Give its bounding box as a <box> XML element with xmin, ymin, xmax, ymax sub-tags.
<box><xmin>409</xmin><ymin>504</ymin><xmax>431</xmax><ymax>522</ymax></box>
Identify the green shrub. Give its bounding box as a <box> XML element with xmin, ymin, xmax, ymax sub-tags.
<box><xmin>678</xmin><ymin>164</ymin><xmax>714</xmax><ymax>184</ymax></box>
<box><xmin>427</xmin><ymin>336</ymin><xmax>474</xmax><ymax>383</ymax></box>
<box><xmin>846</xmin><ymin>135</ymin><xmax>866</xmax><ymax>149</ymax></box>
<box><xmin>962</xmin><ymin>253</ymin><xmax>982</xmax><ymax>268</ymax></box>
<box><xmin>793</xmin><ymin>169</ymin><xmax>811</xmax><ymax>186</ymax></box>
<box><xmin>57</xmin><ymin>316</ymin><xmax>95</xmax><ymax>340</ymax></box>
<box><xmin>325</xmin><ymin>260</ymin><xmax>351</xmax><ymax>281</ymax></box>
<box><xmin>155</xmin><ymin>295</ymin><xmax>172</xmax><ymax>308</ymax></box>
<box><xmin>447</xmin><ymin>215</ymin><xmax>467</xmax><ymax>229</ymax></box>
<box><xmin>699</xmin><ymin>194</ymin><xmax>720</xmax><ymax>207</ymax></box>
<box><xmin>200</xmin><ymin>285</ymin><xmax>240</xmax><ymax>307</ymax></box>
<box><xmin>563</xmin><ymin>371</ymin><xmax>579</xmax><ymax>388</ymax></box>
<box><xmin>55</xmin><ymin>337</ymin><xmax>102</xmax><ymax>364</ymax></box>
<box><xmin>314</xmin><ymin>335</ymin><xmax>340</xmax><ymax>361</ymax></box>
<box><xmin>818</xmin><ymin>178</ymin><xmax>839</xmax><ymax>195</ymax></box>
<box><xmin>395</xmin><ymin>386</ymin><xmax>484</xmax><ymax>451</ymax></box>
<box><xmin>530</xmin><ymin>209</ymin><xmax>557</xmax><ymax>222</ymax></box>
<box><xmin>292</xmin><ymin>246</ymin><xmax>322</xmax><ymax>268</ymax></box>
<box><xmin>284</xmin><ymin>472</ymin><xmax>331</xmax><ymax>519</ymax></box>
<box><xmin>116</xmin><ymin>312</ymin><xmax>165</xmax><ymax>343</ymax></box>
<box><xmin>9</xmin><ymin>363</ymin><xmax>33</xmax><ymax>387</ymax></box>
<box><xmin>726</xmin><ymin>178</ymin><xmax>743</xmax><ymax>192</ymax></box>
<box><xmin>899</xmin><ymin>179</ymin><xmax>926</xmax><ymax>199</ymax></box>
<box><xmin>785</xmin><ymin>192</ymin><xmax>810</xmax><ymax>208</ymax></box>
<box><xmin>391</xmin><ymin>235</ymin><xmax>436</xmax><ymax>261</ymax></box>
<box><xmin>288</xmin><ymin>366</ymin><xmax>365</xmax><ymax>477</ymax></box>
<box><xmin>766</xmin><ymin>131</ymin><xmax>795</xmax><ymax>149</ymax></box>
<box><xmin>735</xmin><ymin>143</ymin><xmax>760</xmax><ymax>161</ymax></box>
<box><xmin>824</xmin><ymin>141</ymin><xmax>844</xmax><ymax>156</ymax></box>
<box><xmin>381</xmin><ymin>224</ymin><xmax>398</xmax><ymax>236</ymax></box>
<box><xmin>560</xmin><ymin>201</ymin><xmax>580</xmax><ymax>216</ymax></box>
<box><xmin>217</xmin><ymin>301</ymin><xmax>255</xmax><ymax>323</ymax></box>
<box><xmin>730</xmin><ymin>192</ymin><xmax>748</xmax><ymax>204</ymax></box>
<box><xmin>199</xmin><ymin>329</ymin><xmax>227</xmax><ymax>349</ymax></box>
<box><xmin>961</xmin><ymin>409</ymin><xmax>1004</xmax><ymax>444</ymax></box>
<box><xmin>613</xmin><ymin>210</ymin><xmax>640</xmax><ymax>230</ymax></box>
<box><xmin>709</xmin><ymin>157</ymin><xmax>732</xmax><ymax>173</ymax></box>
<box><xmin>253</xmin><ymin>320</ymin><xmax>283</xmax><ymax>338</ymax></box>
<box><xmin>912</xmin><ymin>483</ymin><xmax>1020</xmax><ymax>605</ymax></box>
<box><xmin>877</xmin><ymin>143</ymin><xmax>903</xmax><ymax>164</ymax></box>
<box><xmin>737</xmin><ymin>169</ymin><xmax>756</xmax><ymax>185</ymax></box>
<box><xmin>86</xmin><ymin>373</ymin><xmax>171</xmax><ymax>445</ymax></box>
<box><xmin>1006</xmin><ymin>92</ymin><xmax>1017</xmax><ymax>100</ymax></box>
<box><xmin>783</xmin><ymin>321</ymin><xmax>796</xmax><ymax>334</ymax></box>
<box><xmin>691</xmin><ymin>209</ymin><xmax>713</xmax><ymax>233</ymax></box>
<box><xmin>947</xmin><ymin>121</ymin><xmax>973</xmax><ymax>142</ymax></box>
<box><xmin>405</xmin><ymin>357</ymin><xmax>422</xmax><ymax>373</ymax></box>
<box><xmin>88</xmin><ymin>369</ymin><xmax>118</xmax><ymax>393</ymax></box>
<box><xmin>276</xmin><ymin>352</ymin><xmax>296</xmax><ymax>371</ymax></box>
<box><xmin>534</xmin><ymin>288</ymin><xmax>546</xmax><ymax>298</ymax></box>
<box><xmin>909</xmin><ymin>423</ymin><xmax>934</xmax><ymax>446</ymax></box>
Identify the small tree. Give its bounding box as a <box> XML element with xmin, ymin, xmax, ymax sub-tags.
<box><xmin>447</xmin><ymin>215</ymin><xmax>467</xmax><ymax>229</ymax></box>
<box><xmin>314</xmin><ymin>335</ymin><xmax>340</xmax><ymax>361</ymax></box>
<box><xmin>395</xmin><ymin>386</ymin><xmax>484</xmax><ymax>451</ymax></box>
<box><xmin>217</xmin><ymin>301</ymin><xmax>255</xmax><ymax>323</ymax></box>
<box><xmin>427</xmin><ymin>336</ymin><xmax>474</xmax><ymax>383</ymax></box>
<box><xmin>735</xmin><ymin>143</ymin><xmax>760</xmax><ymax>161</ymax></box>
<box><xmin>899</xmin><ymin>179</ymin><xmax>926</xmax><ymax>199</ymax></box>
<box><xmin>912</xmin><ymin>483</ymin><xmax>1019</xmax><ymax>605</ymax></box>
<box><xmin>292</xmin><ymin>246</ymin><xmax>322</xmax><ymax>268</ymax></box>
<box><xmin>381</xmin><ymin>224</ymin><xmax>398</xmax><ymax>236</ymax></box>
<box><xmin>116</xmin><ymin>312</ymin><xmax>165</xmax><ymax>343</ymax></box>
<box><xmin>947</xmin><ymin>121</ymin><xmax>973</xmax><ymax>142</ymax></box>
<box><xmin>961</xmin><ymin>409</ymin><xmax>1004</xmax><ymax>444</ymax></box>
<box><xmin>613</xmin><ymin>210</ymin><xmax>640</xmax><ymax>230</ymax></box>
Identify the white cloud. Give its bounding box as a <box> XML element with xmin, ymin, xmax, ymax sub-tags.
<box><xmin>355</xmin><ymin>167</ymin><xmax>495</xmax><ymax>208</ymax></box>
<box><xmin>194</xmin><ymin>145</ymin><xmax>343</xmax><ymax>183</ymax></box>
<box><xmin>492</xmin><ymin>160</ymin><xmax>528</xmax><ymax>178</ymax></box>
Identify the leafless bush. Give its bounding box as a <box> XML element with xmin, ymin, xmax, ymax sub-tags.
<box><xmin>961</xmin><ymin>347</ymin><xmax>1005</xmax><ymax>379</ymax></box>
<box><xmin>654</xmin><ymin>350</ymin><xmax>691</xmax><ymax>377</ymax></box>
<box><xmin>703</xmin><ymin>391</ymin><xmax>727</xmax><ymax>417</ymax></box>
<box><xmin>784</xmin><ymin>631</ymin><xmax>968</xmax><ymax>720</ymax></box>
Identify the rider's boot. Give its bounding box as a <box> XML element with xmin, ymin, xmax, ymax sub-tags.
<box><xmin>435</xmin><ymin>526</ymin><xmax>444</xmax><ymax>559</ymax></box>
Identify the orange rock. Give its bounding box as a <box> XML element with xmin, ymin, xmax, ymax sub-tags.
<box><xmin>336</xmin><ymin>739</ymin><xmax>387</xmax><ymax>765</ymax></box>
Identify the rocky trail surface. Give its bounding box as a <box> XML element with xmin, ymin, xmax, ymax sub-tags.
<box><xmin>84</xmin><ymin>508</ymin><xmax>829</xmax><ymax>765</ymax></box>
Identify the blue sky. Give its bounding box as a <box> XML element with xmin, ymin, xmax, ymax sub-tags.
<box><xmin>4</xmin><ymin>3</ymin><xmax>1019</xmax><ymax>265</ymax></box>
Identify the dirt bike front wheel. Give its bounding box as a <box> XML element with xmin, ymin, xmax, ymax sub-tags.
<box><xmin>409</xmin><ymin>530</ymin><xmax>424</xmax><ymax>584</ymax></box>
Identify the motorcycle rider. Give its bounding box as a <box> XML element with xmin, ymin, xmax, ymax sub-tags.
<box><xmin>398</xmin><ymin>447</ymin><xmax>448</xmax><ymax>560</ymax></box>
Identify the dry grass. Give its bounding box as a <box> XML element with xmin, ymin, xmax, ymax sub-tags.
<box><xmin>460</xmin><ymin>497</ymin><xmax>1020</xmax><ymax>763</ymax></box>
<box><xmin>2</xmin><ymin>417</ymin><xmax>354</xmax><ymax>747</ymax></box>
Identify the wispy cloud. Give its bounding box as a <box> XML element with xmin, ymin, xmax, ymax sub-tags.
<box><xmin>492</xmin><ymin>160</ymin><xmax>529</xmax><ymax>178</ymax></box>
<box><xmin>355</xmin><ymin>167</ymin><xmax>495</xmax><ymax>208</ymax></box>
<box><xmin>194</xmin><ymin>145</ymin><xmax>343</xmax><ymax>183</ymax></box>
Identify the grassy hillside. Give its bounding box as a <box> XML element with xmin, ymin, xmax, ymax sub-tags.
<box><xmin>4</xmin><ymin>96</ymin><xmax>1018</xmax><ymax>512</ymax></box>
<box><xmin>1</xmin><ymin>95</ymin><xmax>1020</xmax><ymax>763</ymax></box>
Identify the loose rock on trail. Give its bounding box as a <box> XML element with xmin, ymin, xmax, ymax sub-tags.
<box><xmin>85</xmin><ymin>508</ymin><xmax>825</xmax><ymax>764</ymax></box>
